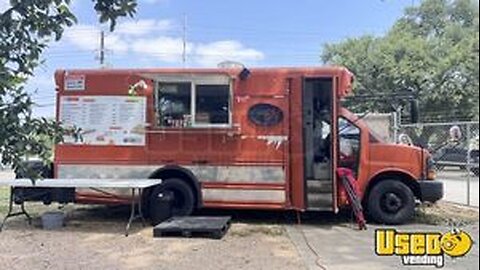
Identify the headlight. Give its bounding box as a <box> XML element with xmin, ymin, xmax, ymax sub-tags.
<box><xmin>426</xmin><ymin>157</ymin><xmax>436</xmax><ymax>180</ymax></box>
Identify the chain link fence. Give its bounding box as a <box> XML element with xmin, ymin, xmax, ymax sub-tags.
<box><xmin>396</xmin><ymin>121</ymin><xmax>479</xmax><ymax>206</ymax></box>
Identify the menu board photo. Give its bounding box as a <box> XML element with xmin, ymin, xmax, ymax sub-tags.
<box><xmin>60</xmin><ymin>96</ymin><xmax>147</xmax><ymax>146</ymax></box>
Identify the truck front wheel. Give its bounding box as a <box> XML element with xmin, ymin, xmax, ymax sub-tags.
<box><xmin>149</xmin><ymin>178</ymin><xmax>195</xmax><ymax>225</ymax></box>
<box><xmin>367</xmin><ymin>180</ymin><xmax>415</xmax><ymax>225</ymax></box>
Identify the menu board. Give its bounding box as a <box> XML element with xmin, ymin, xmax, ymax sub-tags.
<box><xmin>60</xmin><ymin>96</ymin><xmax>146</xmax><ymax>146</ymax></box>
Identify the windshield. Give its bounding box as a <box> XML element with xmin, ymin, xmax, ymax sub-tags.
<box><xmin>341</xmin><ymin>109</ymin><xmax>386</xmax><ymax>143</ymax></box>
<box><xmin>368</xmin><ymin>128</ymin><xmax>386</xmax><ymax>143</ymax></box>
<box><xmin>338</xmin><ymin>117</ymin><xmax>361</xmax><ymax>176</ymax></box>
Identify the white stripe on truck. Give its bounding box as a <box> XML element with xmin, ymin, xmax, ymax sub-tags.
<box><xmin>57</xmin><ymin>164</ymin><xmax>285</xmax><ymax>184</ymax></box>
<box><xmin>202</xmin><ymin>189</ymin><xmax>285</xmax><ymax>203</ymax></box>
<box><xmin>58</xmin><ymin>164</ymin><xmax>286</xmax><ymax>203</ymax></box>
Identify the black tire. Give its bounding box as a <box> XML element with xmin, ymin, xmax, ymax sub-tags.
<box><xmin>149</xmin><ymin>178</ymin><xmax>195</xmax><ymax>225</ymax></box>
<box><xmin>367</xmin><ymin>180</ymin><xmax>415</xmax><ymax>225</ymax></box>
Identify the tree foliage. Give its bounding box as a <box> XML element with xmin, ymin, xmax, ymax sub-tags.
<box><xmin>0</xmin><ymin>0</ymin><xmax>137</xmax><ymax>178</ymax></box>
<box><xmin>322</xmin><ymin>0</ymin><xmax>479</xmax><ymax>123</ymax></box>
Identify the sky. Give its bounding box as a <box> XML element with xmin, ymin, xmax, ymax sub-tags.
<box><xmin>1</xmin><ymin>0</ymin><xmax>416</xmax><ymax>117</ymax></box>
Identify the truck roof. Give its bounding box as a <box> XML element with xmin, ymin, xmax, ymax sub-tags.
<box><xmin>55</xmin><ymin>66</ymin><xmax>354</xmax><ymax>97</ymax></box>
<box><xmin>56</xmin><ymin>66</ymin><xmax>351</xmax><ymax>77</ymax></box>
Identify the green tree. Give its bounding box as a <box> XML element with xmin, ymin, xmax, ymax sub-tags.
<box><xmin>1</xmin><ymin>0</ymin><xmax>137</xmax><ymax>178</ymax></box>
<box><xmin>322</xmin><ymin>0</ymin><xmax>479</xmax><ymax>123</ymax></box>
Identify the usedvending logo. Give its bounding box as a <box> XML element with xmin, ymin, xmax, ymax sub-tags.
<box><xmin>375</xmin><ymin>229</ymin><xmax>473</xmax><ymax>268</ymax></box>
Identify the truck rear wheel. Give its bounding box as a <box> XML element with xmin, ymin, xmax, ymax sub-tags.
<box><xmin>149</xmin><ymin>178</ymin><xmax>195</xmax><ymax>225</ymax></box>
<box><xmin>367</xmin><ymin>180</ymin><xmax>415</xmax><ymax>225</ymax></box>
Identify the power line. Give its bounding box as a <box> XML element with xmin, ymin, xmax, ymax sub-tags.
<box><xmin>33</xmin><ymin>103</ymin><xmax>55</xmax><ymax>108</ymax></box>
<box><xmin>182</xmin><ymin>13</ymin><xmax>187</xmax><ymax>67</ymax></box>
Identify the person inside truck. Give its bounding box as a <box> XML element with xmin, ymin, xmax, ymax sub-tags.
<box><xmin>313</xmin><ymin>99</ymin><xmax>331</xmax><ymax>163</ymax></box>
<box><xmin>157</xmin><ymin>83</ymin><xmax>191</xmax><ymax>127</ymax></box>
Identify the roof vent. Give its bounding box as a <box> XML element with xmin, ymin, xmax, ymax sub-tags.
<box><xmin>217</xmin><ymin>61</ymin><xmax>245</xmax><ymax>69</ymax></box>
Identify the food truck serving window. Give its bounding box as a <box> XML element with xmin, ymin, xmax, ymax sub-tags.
<box><xmin>157</xmin><ymin>83</ymin><xmax>192</xmax><ymax>127</ymax></box>
<box><xmin>155</xmin><ymin>76</ymin><xmax>231</xmax><ymax>128</ymax></box>
<box><xmin>195</xmin><ymin>85</ymin><xmax>230</xmax><ymax>126</ymax></box>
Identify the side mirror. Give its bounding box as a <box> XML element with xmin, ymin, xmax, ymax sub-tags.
<box><xmin>398</xmin><ymin>133</ymin><xmax>413</xmax><ymax>146</ymax></box>
<box><xmin>410</xmin><ymin>99</ymin><xmax>419</xmax><ymax>124</ymax></box>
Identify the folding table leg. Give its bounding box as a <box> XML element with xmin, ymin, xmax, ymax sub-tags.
<box><xmin>125</xmin><ymin>188</ymin><xmax>148</xmax><ymax>236</ymax></box>
<box><xmin>0</xmin><ymin>190</ymin><xmax>14</xmax><ymax>232</ymax></box>
<box><xmin>0</xmin><ymin>187</ymin><xmax>32</xmax><ymax>232</ymax></box>
<box><xmin>137</xmin><ymin>189</ymin><xmax>146</xmax><ymax>226</ymax></box>
<box><xmin>125</xmin><ymin>188</ymin><xmax>136</xmax><ymax>236</ymax></box>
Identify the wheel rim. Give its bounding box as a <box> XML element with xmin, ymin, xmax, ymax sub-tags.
<box><xmin>381</xmin><ymin>192</ymin><xmax>403</xmax><ymax>213</ymax></box>
<box><xmin>165</xmin><ymin>188</ymin><xmax>186</xmax><ymax>214</ymax></box>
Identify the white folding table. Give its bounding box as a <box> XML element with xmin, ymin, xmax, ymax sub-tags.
<box><xmin>0</xmin><ymin>178</ymin><xmax>162</xmax><ymax>236</ymax></box>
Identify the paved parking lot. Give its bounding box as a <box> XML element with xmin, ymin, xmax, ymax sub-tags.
<box><xmin>437</xmin><ymin>169</ymin><xmax>479</xmax><ymax>207</ymax></box>
<box><xmin>287</xmin><ymin>202</ymin><xmax>479</xmax><ymax>270</ymax></box>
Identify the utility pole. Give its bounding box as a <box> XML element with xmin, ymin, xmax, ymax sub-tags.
<box><xmin>182</xmin><ymin>14</ymin><xmax>187</xmax><ymax>67</ymax></box>
<box><xmin>393</xmin><ymin>106</ymin><xmax>402</xmax><ymax>144</ymax></box>
<box><xmin>99</xmin><ymin>30</ymin><xmax>105</xmax><ymax>67</ymax></box>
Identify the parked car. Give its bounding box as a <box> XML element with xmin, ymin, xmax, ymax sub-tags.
<box><xmin>468</xmin><ymin>136</ymin><xmax>479</xmax><ymax>176</ymax></box>
<box><xmin>432</xmin><ymin>137</ymin><xmax>479</xmax><ymax>176</ymax></box>
<box><xmin>469</xmin><ymin>149</ymin><xmax>479</xmax><ymax>176</ymax></box>
<box><xmin>432</xmin><ymin>143</ymin><xmax>468</xmax><ymax>170</ymax></box>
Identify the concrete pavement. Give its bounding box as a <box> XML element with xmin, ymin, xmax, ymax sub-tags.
<box><xmin>287</xmin><ymin>222</ymin><xmax>479</xmax><ymax>270</ymax></box>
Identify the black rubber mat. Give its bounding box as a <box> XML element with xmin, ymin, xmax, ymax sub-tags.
<box><xmin>153</xmin><ymin>216</ymin><xmax>231</xmax><ymax>239</ymax></box>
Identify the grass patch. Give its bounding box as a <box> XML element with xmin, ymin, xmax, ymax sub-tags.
<box><xmin>0</xmin><ymin>187</ymin><xmax>11</xmax><ymax>215</ymax></box>
<box><xmin>415</xmin><ymin>201</ymin><xmax>479</xmax><ymax>226</ymax></box>
<box><xmin>229</xmin><ymin>223</ymin><xmax>285</xmax><ymax>237</ymax></box>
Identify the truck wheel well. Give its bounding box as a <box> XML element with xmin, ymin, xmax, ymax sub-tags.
<box><xmin>363</xmin><ymin>171</ymin><xmax>421</xmax><ymax>206</ymax></box>
<box><xmin>148</xmin><ymin>166</ymin><xmax>202</xmax><ymax>208</ymax></box>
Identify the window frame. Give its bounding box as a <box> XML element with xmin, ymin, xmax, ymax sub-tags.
<box><xmin>337</xmin><ymin>117</ymin><xmax>362</xmax><ymax>176</ymax></box>
<box><xmin>154</xmin><ymin>75</ymin><xmax>233</xmax><ymax>129</ymax></box>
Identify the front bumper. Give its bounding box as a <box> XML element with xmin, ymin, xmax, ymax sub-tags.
<box><xmin>418</xmin><ymin>180</ymin><xmax>444</xmax><ymax>202</ymax></box>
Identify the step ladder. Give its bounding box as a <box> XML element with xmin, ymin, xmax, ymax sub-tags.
<box><xmin>337</xmin><ymin>168</ymin><xmax>367</xmax><ymax>230</ymax></box>
<box><xmin>306</xmin><ymin>180</ymin><xmax>333</xmax><ymax>210</ymax></box>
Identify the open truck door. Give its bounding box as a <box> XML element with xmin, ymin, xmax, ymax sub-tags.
<box><xmin>302</xmin><ymin>77</ymin><xmax>338</xmax><ymax>212</ymax></box>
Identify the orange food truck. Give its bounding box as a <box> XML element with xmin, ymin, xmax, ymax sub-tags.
<box><xmin>22</xmin><ymin>66</ymin><xmax>443</xmax><ymax>225</ymax></box>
